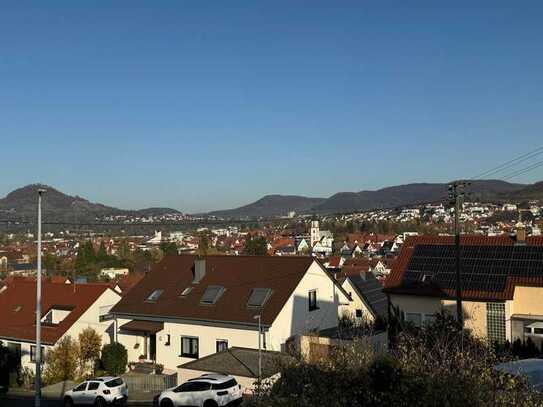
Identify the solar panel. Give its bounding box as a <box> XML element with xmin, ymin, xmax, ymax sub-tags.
<box><xmin>200</xmin><ymin>285</ymin><xmax>225</xmax><ymax>305</ymax></box>
<box><xmin>403</xmin><ymin>244</ymin><xmax>543</xmax><ymax>293</ymax></box>
<box><xmin>247</xmin><ymin>288</ymin><xmax>272</xmax><ymax>308</ymax></box>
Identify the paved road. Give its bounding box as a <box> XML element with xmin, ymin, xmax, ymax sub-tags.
<box><xmin>0</xmin><ymin>396</ymin><xmax>153</xmax><ymax>406</ymax></box>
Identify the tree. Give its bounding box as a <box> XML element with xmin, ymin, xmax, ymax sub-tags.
<box><xmin>160</xmin><ymin>242</ymin><xmax>178</xmax><ymax>256</ymax></box>
<box><xmin>101</xmin><ymin>343</ymin><xmax>127</xmax><ymax>376</ymax></box>
<box><xmin>96</xmin><ymin>241</ymin><xmax>108</xmax><ymax>262</ymax></box>
<box><xmin>43</xmin><ymin>336</ymin><xmax>79</xmax><ymax>385</ymax></box>
<box><xmin>244</xmin><ymin>235</ymin><xmax>268</xmax><ymax>255</ymax></box>
<box><xmin>78</xmin><ymin>328</ymin><xmax>102</xmax><ymax>377</ymax></box>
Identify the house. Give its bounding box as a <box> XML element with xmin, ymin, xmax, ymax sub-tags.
<box><xmin>384</xmin><ymin>233</ymin><xmax>543</xmax><ymax>345</ymax></box>
<box><xmin>0</xmin><ymin>279</ymin><xmax>121</xmax><ymax>372</ymax></box>
<box><xmin>110</xmin><ymin>255</ymin><xmax>351</xmax><ymax>370</ymax></box>
<box><xmin>101</xmin><ymin>268</ymin><xmax>130</xmax><ymax>280</ymax></box>
<box><xmin>339</xmin><ymin>272</ymin><xmax>387</xmax><ymax>322</ymax></box>
<box><xmin>310</xmin><ymin>221</ymin><xmax>333</xmax><ymax>256</ymax></box>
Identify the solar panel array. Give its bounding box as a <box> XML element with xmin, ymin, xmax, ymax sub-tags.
<box><xmin>404</xmin><ymin>245</ymin><xmax>543</xmax><ymax>293</ymax></box>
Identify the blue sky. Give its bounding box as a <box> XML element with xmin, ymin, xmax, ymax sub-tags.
<box><xmin>1</xmin><ymin>1</ymin><xmax>543</xmax><ymax>212</ymax></box>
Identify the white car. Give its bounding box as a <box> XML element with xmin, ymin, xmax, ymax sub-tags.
<box><xmin>64</xmin><ymin>376</ymin><xmax>128</xmax><ymax>406</ymax></box>
<box><xmin>154</xmin><ymin>374</ymin><xmax>243</xmax><ymax>407</ymax></box>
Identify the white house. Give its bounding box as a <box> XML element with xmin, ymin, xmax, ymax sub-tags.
<box><xmin>0</xmin><ymin>279</ymin><xmax>121</xmax><ymax>372</ymax></box>
<box><xmin>110</xmin><ymin>255</ymin><xmax>351</xmax><ymax>371</ymax></box>
<box><xmin>100</xmin><ymin>268</ymin><xmax>130</xmax><ymax>280</ymax></box>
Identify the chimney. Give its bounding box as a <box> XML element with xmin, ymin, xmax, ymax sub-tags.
<box><xmin>193</xmin><ymin>257</ymin><xmax>206</xmax><ymax>283</ymax></box>
<box><xmin>515</xmin><ymin>221</ymin><xmax>526</xmax><ymax>245</ymax></box>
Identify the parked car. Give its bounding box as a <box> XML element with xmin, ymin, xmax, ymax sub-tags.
<box><xmin>495</xmin><ymin>358</ymin><xmax>543</xmax><ymax>392</ymax></box>
<box><xmin>64</xmin><ymin>376</ymin><xmax>128</xmax><ymax>406</ymax></box>
<box><xmin>153</xmin><ymin>374</ymin><xmax>243</xmax><ymax>407</ymax></box>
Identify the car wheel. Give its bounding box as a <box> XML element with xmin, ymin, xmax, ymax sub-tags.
<box><xmin>64</xmin><ymin>397</ymin><xmax>74</xmax><ymax>407</ymax></box>
<box><xmin>203</xmin><ymin>400</ymin><xmax>218</xmax><ymax>407</ymax></box>
<box><xmin>94</xmin><ymin>397</ymin><xmax>106</xmax><ymax>407</ymax></box>
<box><xmin>160</xmin><ymin>398</ymin><xmax>174</xmax><ymax>407</ymax></box>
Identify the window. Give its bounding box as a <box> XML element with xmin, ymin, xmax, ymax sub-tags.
<box><xmin>486</xmin><ymin>303</ymin><xmax>506</xmax><ymax>343</ymax></box>
<box><xmin>424</xmin><ymin>314</ymin><xmax>436</xmax><ymax>326</ymax></box>
<box><xmin>165</xmin><ymin>334</ymin><xmax>171</xmax><ymax>346</ymax></box>
<box><xmin>355</xmin><ymin>309</ymin><xmax>363</xmax><ymax>318</ymax></box>
<box><xmin>175</xmin><ymin>381</ymin><xmax>211</xmax><ymax>392</ymax></box>
<box><xmin>180</xmin><ymin>287</ymin><xmax>192</xmax><ymax>297</ymax></box>
<box><xmin>534</xmin><ymin>328</ymin><xmax>543</xmax><ymax>335</ymax></box>
<box><xmin>88</xmin><ymin>382</ymin><xmax>100</xmax><ymax>391</ymax></box>
<box><xmin>146</xmin><ymin>289</ymin><xmax>164</xmax><ymax>303</ymax></box>
<box><xmin>200</xmin><ymin>286</ymin><xmax>225</xmax><ymax>305</ymax></box>
<box><xmin>181</xmin><ymin>336</ymin><xmax>199</xmax><ymax>358</ymax></box>
<box><xmin>247</xmin><ymin>288</ymin><xmax>272</xmax><ymax>308</ymax></box>
<box><xmin>73</xmin><ymin>382</ymin><xmax>87</xmax><ymax>392</ymax></box>
<box><xmin>525</xmin><ymin>326</ymin><xmax>533</xmax><ymax>334</ymax></box>
<box><xmin>30</xmin><ymin>345</ymin><xmax>45</xmax><ymax>363</ymax></box>
<box><xmin>216</xmin><ymin>339</ymin><xmax>228</xmax><ymax>353</ymax></box>
<box><xmin>212</xmin><ymin>379</ymin><xmax>238</xmax><ymax>390</ymax></box>
<box><xmin>405</xmin><ymin>313</ymin><xmax>422</xmax><ymax>327</ymax></box>
<box><xmin>105</xmin><ymin>378</ymin><xmax>124</xmax><ymax>388</ymax></box>
<box><xmin>308</xmin><ymin>290</ymin><xmax>318</xmax><ymax>311</ymax></box>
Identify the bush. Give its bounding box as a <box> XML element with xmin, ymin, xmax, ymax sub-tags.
<box><xmin>43</xmin><ymin>336</ymin><xmax>78</xmax><ymax>385</ymax></box>
<box><xmin>101</xmin><ymin>343</ymin><xmax>127</xmax><ymax>376</ymax></box>
<box><xmin>246</xmin><ymin>312</ymin><xmax>543</xmax><ymax>407</ymax></box>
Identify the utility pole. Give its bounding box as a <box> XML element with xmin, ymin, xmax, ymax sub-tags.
<box><xmin>448</xmin><ymin>181</ymin><xmax>468</xmax><ymax>327</ymax></box>
<box><xmin>253</xmin><ymin>314</ymin><xmax>262</xmax><ymax>388</ymax></box>
<box><xmin>35</xmin><ymin>188</ymin><xmax>46</xmax><ymax>407</ymax></box>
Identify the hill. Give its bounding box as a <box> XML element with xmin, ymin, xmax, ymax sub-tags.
<box><xmin>207</xmin><ymin>195</ymin><xmax>326</xmax><ymax>218</ymax></box>
<box><xmin>0</xmin><ymin>184</ymin><xmax>181</xmax><ymax>222</ymax></box>
<box><xmin>502</xmin><ymin>181</ymin><xmax>543</xmax><ymax>201</ymax></box>
<box><xmin>207</xmin><ymin>180</ymin><xmax>531</xmax><ymax>217</ymax></box>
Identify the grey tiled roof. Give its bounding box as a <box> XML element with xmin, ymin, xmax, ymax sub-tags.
<box><xmin>178</xmin><ymin>347</ymin><xmax>291</xmax><ymax>379</ymax></box>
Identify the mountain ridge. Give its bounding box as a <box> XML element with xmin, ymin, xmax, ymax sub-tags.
<box><xmin>207</xmin><ymin>179</ymin><xmax>541</xmax><ymax>217</ymax></box>
<box><xmin>0</xmin><ymin>184</ymin><xmax>181</xmax><ymax>222</ymax></box>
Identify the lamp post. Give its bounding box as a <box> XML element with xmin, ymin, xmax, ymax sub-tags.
<box><xmin>35</xmin><ymin>188</ymin><xmax>46</xmax><ymax>407</ymax></box>
<box><xmin>253</xmin><ymin>315</ymin><xmax>262</xmax><ymax>385</ymax></box>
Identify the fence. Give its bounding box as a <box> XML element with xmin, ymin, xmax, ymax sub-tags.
<box><xmin>122</xmin><ymin>372</ymin><xmax>178</xmax><ymax>393</ymax></box>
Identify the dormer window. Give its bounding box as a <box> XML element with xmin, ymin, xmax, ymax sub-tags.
<box><xmin>146</xmin><ymin>289</ymin><xmax>164</xmax><ymax>303</ymax></box>
<box><xmin>247</xmin><ymin>288</ymin><xmax>272</xmax><ymax>308</ymax></box>
<box><xmin>41</xmin><ymin>305</ymin><xmax>73</xmax><ymax>325</ymax></box>
<box><xmin>200</xmin><ymin>286</ymin><xmax>225</xmax><ymax>305</ymax></box>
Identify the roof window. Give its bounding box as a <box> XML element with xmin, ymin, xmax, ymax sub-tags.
<box><xmin>200</xmin><ymin>286</ymin><xmax>225</xmax><ymax>305</ymax></box>
<box><xmin>247</xmin><ymin>288</ymin><xmax>272</xmax><ymax>308</ymax></box>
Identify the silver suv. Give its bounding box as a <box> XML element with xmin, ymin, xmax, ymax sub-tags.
<box><xmin>64</xmin><ymin>376</ymin><xmax>128</xmax><ymax>406</ymax></box>
<box><xmin>154</xmin><ymin>374</ymin><xmax>243</xmax><ymax>407</ymax></box>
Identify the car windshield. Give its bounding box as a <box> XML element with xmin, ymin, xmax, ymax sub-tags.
<box><xmin>105</xmin><ymin>378</ymin><xmax>124</xmax><ymax>388</ymax></box>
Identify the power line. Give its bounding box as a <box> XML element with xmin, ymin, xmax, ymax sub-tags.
<box><xmin>502</xmin><ymin>159</ymin><xmax>543</xmax><ymax>181</ymax></box>
<box><xmin>469</xmin><ymin>145</ymin><xmax>543</xmax><ymax>180</ymax></box>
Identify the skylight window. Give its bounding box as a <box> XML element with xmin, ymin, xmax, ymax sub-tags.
<box><xmin>146</xmin><ymin>289</ymin><xmax>164</xmax><ymax>303</ymax></box>
<box><xmin>200</xmin><ymin>286</ymin><xmax>225</xmax><ymax>305</ymax></box>
<box><xmin>247</xmin><ymin>288</ymin><xmax>272</xmax><ymax>308</ymax></box>
<box><xmin>180</xmin><ymin>287</ymin><xmax>192</xmax><ymax>297</ymax></box>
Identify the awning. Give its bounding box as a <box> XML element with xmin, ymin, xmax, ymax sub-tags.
<box><xmin>120</xmin><ymin>320</ymin><xmax>164</xmax><ymax>334</ymax></box>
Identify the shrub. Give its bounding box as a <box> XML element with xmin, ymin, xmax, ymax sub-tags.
<box><xmin>101</xmin><ymin>343</ymin><xmax>127</xmax><ymax>376</ymax></box>
<box><xmin>78</xmin><ymin>327</ymin><xmax>102</xmax><ymax>377</ymax></box>
<box><xmin>43</xmin><ymin>336</ymin><xmax>78</xmax><ymax>385</ymax></box>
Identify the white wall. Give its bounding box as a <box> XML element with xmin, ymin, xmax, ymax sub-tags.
<box><xmin>339</xmin><ymin>278</ymin><xmax>375</xmax><ymax>322</ymax></box>
<box><xmin>268</xmin><ymin>261</ymin><xmax>348</xmax><ymax>351</ymax></box>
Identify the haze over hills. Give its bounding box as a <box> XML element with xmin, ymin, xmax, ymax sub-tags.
<box><xmin>0</xmin><ymin>184</ymin><xmax>181</xmax><ymax>222</ymax></box>
<box><xmin>0</xmin><ymin>180</ymin><xmax>541</xmax><ymax>222</ymax></box>
<box><xmin>208</xmin><ymin>180</ymin><xmax>541</xmax><ymax>217</ymax></box>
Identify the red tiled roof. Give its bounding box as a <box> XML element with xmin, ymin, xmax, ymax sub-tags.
<box><xmin>384</xmin><ymin>235</ymin><xmax>543</xmax><ymax>301</ymax></box>
<box><xmin>111</xmin><ymin>255</ymin><xmax>335</xmax><ymax>326</ymax></box>
<box><xmin>116</xmin><ymin>272</ymin><xmax>145</xmax><ymax>295</ymax></box>
<box><xmin>0</xmin><ymin>280</ymin><xmax>111</xmax><ymax>345</ymax></box>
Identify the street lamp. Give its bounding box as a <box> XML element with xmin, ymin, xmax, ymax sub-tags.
<box><xmin>35</xmin><ymin>188</ymin><xmax>46</xmax><ymax>407</ymax></box>
<box><xmin>253</xmin><ymin>314</ymin><xmax>262</xmax><ymax>385</ymax></box>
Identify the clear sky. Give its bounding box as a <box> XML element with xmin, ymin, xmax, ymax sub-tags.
<box><xmin>1</xmin><ymin>1</ymin><xmax>543</xmax><ymax>213</ymax></box>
